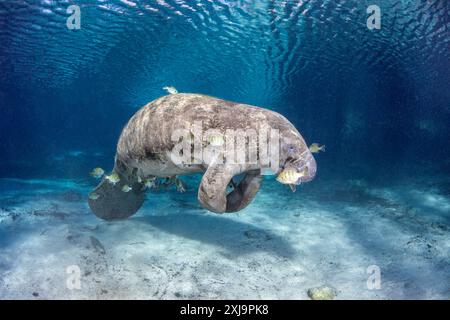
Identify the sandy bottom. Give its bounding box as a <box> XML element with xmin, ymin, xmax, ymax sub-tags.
<box><xmin>0</xmin><ymin>175</ymin><xmax>449</xmax><ymax>299</ymax></box>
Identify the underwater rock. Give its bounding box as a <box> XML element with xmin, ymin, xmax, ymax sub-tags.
<box><xmin>89</xmin><ymin>236</ymin><xmax>106</xmax><ymax>255</ymax></box>
<box><xmin>307</xmin><ymin>286</ymin><xmax>338</xmax><ymax>300</ymax></box>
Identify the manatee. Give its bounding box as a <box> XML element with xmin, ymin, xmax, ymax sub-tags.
<box><xmin>88</xmin><ymin>93</ymin><xmax>316</xmax><ymax>220</ymax></box>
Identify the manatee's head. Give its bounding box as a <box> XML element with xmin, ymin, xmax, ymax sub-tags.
<box><xmin>277</xmin><ymin>131</ymin><xmax>317</xmax><ymax>186</ymax></box>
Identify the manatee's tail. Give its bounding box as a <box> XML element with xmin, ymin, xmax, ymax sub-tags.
<box><xmin>88</xmin><ymin>161</ymin><xmax>146</xmax><ymax>220</ymax></box>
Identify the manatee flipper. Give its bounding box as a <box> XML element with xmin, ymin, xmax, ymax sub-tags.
<box><xmin>226</xmin><ymin>169</ymin><xmax>262</xmax><ymax>212</ymax></box>
<box><xmin>198</xmin><ymin>166</ymin><xmax>262</xmax><ymax>213</ymax></box>
<box><xmin>198</xmin><ymin>165</ymin><xmax>237</xmax><ymax>213</ymax></box>
<box><xmin>88</xmin><ymin>162</ymin><xmax>146</xmax><ymax>220</ymax></box>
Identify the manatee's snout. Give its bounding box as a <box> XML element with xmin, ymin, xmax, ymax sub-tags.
<box><xmin>297</xmin><ymin>154</ymin><xmax>317</xmax><ymax>184</ymax></box>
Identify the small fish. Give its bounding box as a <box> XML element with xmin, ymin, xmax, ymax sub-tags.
<box><xmin>276</xmin><ymin>168</ymin><xmax>305</xmax><ymax>185</ymax></box>
<box><xmin>89</xmin><ymin>192</ymin><xmax>100</xmax><ymax>200</ymax></box>
<box><xmin>175</xmin><ymin>178</ymin><xmax>186</xmax><ymax>193</ymax></box>
<box><xmin>90</xmin><ymin>167</ymin><xmax>105</xmax><ymax>178</ymax></box>
<box><xmin>144</xmin><ymin>177</ymin><xmax>157</xmax><ymax>189</ymax></box>
<box><xmin>137</xmin><ymin>176</ymin><xmax>142</xmax><ymax>183</ymax></box>
<box><xmin>163</xmin><ymin>86</ymin><xmax>178</xmax><ymax>94</ymax></box>
<box><xmin>309</xmin><ymin>143</ymin><xmax>325</xmax><ymax>153</ymax></box>
<box><xmin>206</xmin><ymin>134</ymin><xmax>225</xmax><ymax>147</ymax></box>
<box><xmin>105</xmin><ymin>172</ymin><xmax>120</xmax><ymax>185</ymax></box>
<box><xmin>121</xmin><ymin>185</ymin><xmax>132</xmax><ymax>192</ymax></box>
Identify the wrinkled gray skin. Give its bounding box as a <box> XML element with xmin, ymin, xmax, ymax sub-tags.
<box><xmin>88</xmin><ymin>93</ymin><xmax>316</xmax><ymax>220</ymax></box>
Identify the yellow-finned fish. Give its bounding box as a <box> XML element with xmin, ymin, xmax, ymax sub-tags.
<box><xmin>144</xmin><ymin>177</ymin><xmax>157</xmax><ymax>189</ymax></box>
<box><xmin>90</xmin><ymin>167</ymin><xmax>105</xmax><ymax>179</ymax></box>
<box><xmin>276</xmin><ymin>168</ymin><xmax>305</xmax><ymax>185</ymax></box>
<box><xmin>89</xmin><ymin>192</ymin><xmax>100</xmax><ymax>200</ymax></box>
<box><xmin>105</xmin><ymin>172</ymin><xmax>120</xmax><ymax>185</ymax></box>
<box><xmin>163</xmin><ymin>86</ymin><xmax>178</xmax><ymax>94</ymax></box>
<box><xmin>309</xmin><ymin>143</ymin><xmax>325</xmax><ymax>153</ymax></box>
<box><xmin>121</xmin><ymin>185</ymin><xmax>132</xmax><ymax>192</ymax></box>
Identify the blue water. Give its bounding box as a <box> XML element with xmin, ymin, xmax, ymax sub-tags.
<box><xmin>0</xmin><ymin>0</ymin><xmax>449</xmax><ymax>299</ymax></box>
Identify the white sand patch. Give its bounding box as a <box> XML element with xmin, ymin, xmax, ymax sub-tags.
<box><xmin>0</xmin><ymin>177</ymin><xmax>448</xmax><ymax>299</ymax></box>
